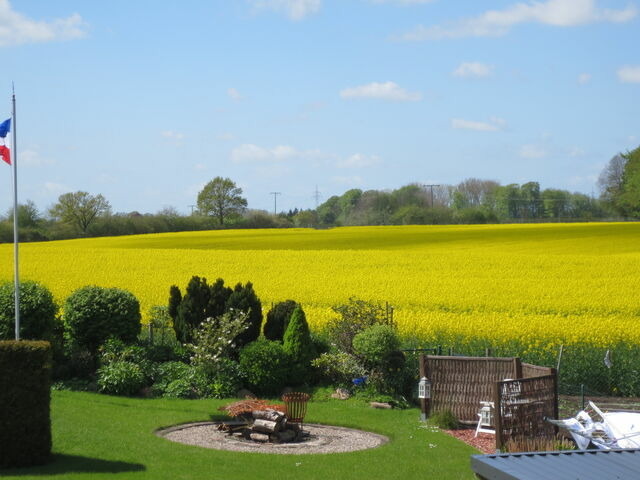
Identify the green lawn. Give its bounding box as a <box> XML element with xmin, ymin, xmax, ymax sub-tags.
<box><xmin>1</xmin><ymin>391</ymin><xmax>477</xmax><ymax>479</ymax></box>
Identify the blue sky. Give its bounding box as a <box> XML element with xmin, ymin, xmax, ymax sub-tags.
<box><xmin>1</xmin><ymin>0</ymin><xmax>639</xmax><ymax>215</ymax></box>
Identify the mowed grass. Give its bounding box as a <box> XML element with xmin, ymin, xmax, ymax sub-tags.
<box><xmin>1</xmin><ymin>223</ymin><xmax>639</xmax><ymax>350</ymax></box>
<box><xmin>0</xmin><ymin>391</ymin><xmax>477</xmax><ymax>480</ymax></box>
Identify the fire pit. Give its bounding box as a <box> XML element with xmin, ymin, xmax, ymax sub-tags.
<box><xmin>156</xmin><ymin>422</ymin><xmax>388</xmax><ymax>455</ymax></box>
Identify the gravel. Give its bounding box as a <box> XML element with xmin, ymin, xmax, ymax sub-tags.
<box><xmin>157</xmin><ymin>422</ymin><xmax>389</xmax><ymax>455</ymax></box>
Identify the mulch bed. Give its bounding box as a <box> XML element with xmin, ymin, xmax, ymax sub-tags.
<box><xmin>441</xmin><ymin>428</ymin><xmax>495</xmax><ymax>454</ymax></box>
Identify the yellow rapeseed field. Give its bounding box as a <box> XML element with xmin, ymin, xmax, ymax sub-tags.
<box><xmin>1</xmin><ymin>223</ymin><xmax>638</xmax><ymax>356</ymax></box>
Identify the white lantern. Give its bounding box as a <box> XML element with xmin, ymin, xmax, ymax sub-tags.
<box><xmin>479</xmin><ymin>401</ymin><xmax>493</xmax><ymax>427</ymax></box>
<box><xmin>418</xmin><ymin>377</ymin><xmax>431</xmax><ymax>399</ymax></box>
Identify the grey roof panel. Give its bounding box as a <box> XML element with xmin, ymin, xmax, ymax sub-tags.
<box><xmin>471</xmin><ymin>449</ymin><xmax>640</xmax><ymax>480</ymax></box>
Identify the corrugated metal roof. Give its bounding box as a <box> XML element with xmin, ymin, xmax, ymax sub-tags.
<box><xmin>470</xmin><ymin>448</ymin><xmax>640</xmax><ymax>480</ymax></box>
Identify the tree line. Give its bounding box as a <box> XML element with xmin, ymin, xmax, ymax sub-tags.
<box><xmin>1</xmin><ymin>145</ymin><xmax>638</xmax><ymax>242</ymax></box>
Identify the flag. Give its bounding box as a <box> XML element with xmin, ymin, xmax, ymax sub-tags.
<box><xmin>604</xmin><ymin>350</ymin><xmax>613</xmax><ymax>369</ymax></box>
<box><xmin>0</xmin><ymin>145</ymin><xmax>9</xmax><ymax>165</ymax></box>
<box><xmin>0</xmin><ymin>118</ymin><xmax>10</xmax><ymax>138</ymax></box>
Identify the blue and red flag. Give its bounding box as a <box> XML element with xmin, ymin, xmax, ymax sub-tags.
<box><xmin>0</xmin><ymin>118</ymin><xmax>10</xmax><ymax>164</ymax></box>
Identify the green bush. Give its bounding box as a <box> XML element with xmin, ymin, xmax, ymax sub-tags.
<box><xmin>169</xmin><ymin>277</ymin><xmax>233</xmax><ymax>344</ymax></box>
<box><xmin>429</xmin><ymin>409</ymin><xmax>459</xmax><ymax>429</ymax></box>
<box><xmin>283</xmin><ymin>305</ymin><xmax>316</xmax><ymax>383</ymax></box>
<box><xmin>325</xmin><ymin>297</ymin><xmax>394</xmax><ymax>353</ymax></box>
<box><xmin>205</xmin><ymin>358</ymin><xmax>244</xmax><ymax>398</ymax></box>
<box><xmin>239</xmin><ymin>339</ymin><xmax>291</xmax><ymax>396</ymax></box>
<box><xmin>0</xmin><ymin>280</ymin><xmax>59</xmax><ymax>341</ymax></box>
<box><xmin>0</xmin><ymin>341</ymin><xmax>52</xmax><ymax>468</ymax></box>
<box><xmin>63</xmin><ymin>286</ymin><xmax>141</xmax><ymax>355</ymax></box>
<box><xmin>264</xmin><ymin>300</ymin><xmax>298</xmax><ymax>341</ymax></box>
<box><xmin>352</xmin><ymin>324</ymin><xmax>401</xmax><ymax>369</ymax></box>
<box><xmin>97</xmin><ymin>360</ymin><xmax>146</xmax><ymax>396</ymax></box>
<box><xmin>311</xmin><ymin>352</ymin><xmax>366</xmax><ymax>387</ymax></box>
<box><xmin>98</xmin><ymin>338</ymin><xmax>157</xmax><ymax>382</ymax></box>
<box><xmin>225</xmin><ymin>282</ymin><xmax>263</xmax><ymax>349</ymax></box>
<box><xmin>150</xmin><ymin>361</ymin><xmax>216</xmax><ymax>398</ymax></box>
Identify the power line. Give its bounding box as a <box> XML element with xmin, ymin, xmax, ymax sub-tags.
<box><xmin>422</xmin><ymin>184</ymin><xmax>440</xmax><ymax>208</ymax></box>
<box><xmin>270</xmin><ymin>192</ymin><xmax>281</xmax><ymax>215</ymax></box>
<box><xmin>313</xmin><ymin>185</ymin><xmax>322</xmax><ymax>209</ymax></box>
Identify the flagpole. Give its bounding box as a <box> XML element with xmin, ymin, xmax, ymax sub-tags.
<box><xmin>11</xmin><ymin>87</ymin><xmax>20</xmax><ymax>341</ymax></box>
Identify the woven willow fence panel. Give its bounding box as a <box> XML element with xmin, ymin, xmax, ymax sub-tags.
<box><xmin>494</xmin><ymin>375</ymin><xmax>558</xmax><ymax>449</ymax></box>
<box><xmin>424</xmin><ymin>355</ymin><xmax>518</xmax><ymax>423</ymax></box>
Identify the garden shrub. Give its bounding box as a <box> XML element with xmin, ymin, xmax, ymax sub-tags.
<box><xmin>324</xmin><ymin>297</ymin><xmax>394</xmax><ymax>353</ymax></box>
<box><xmin>188</xmin><ymin>310</ymin><xmax>249</xmax><ymax>367</ymax></box>
<box><xmin>151</xmin><ymin>361</ymin><xmax>192</xmax><ymax>397</ymax></box>
<box><xmin>147</xmin><ymin>305</ymin><xmax>177</xmax><ymax>347</ymax></box>
<box><xmin>282</xmin><ymin>305</ymin><xmax>316</xmax><ymax>382</ymax></box>
<box><xmin>98</xmin><ymin>338</ymin><xmax>157</xmax><ymax>382</ymax></box>
<box><xmin>63</xmin><ymin>286</ymin><xmax>141</xmax><ymax>355</ymax></box>
<box><xmin>239</xmin><ymin>339</ymin><xmax>290</xmax><ymax>396</ymax></box>
<box><xmin>172</xmin><ymin>276</ymin><xmax>210</xmax><ymax>344</ymax></box>
<box><xmin>311</xmin><ymin>351</ymin><xmax>366</xmax><ymax>387</ymax></box>
<box><xmin>169</xmin><ymin>277</ymin><xmax>233</xmax><ymax>344</ymax></box>
<box><xmin>352</xmin><ymin>324</ymin><xmax>401</xmax><ymax>369</ymax></box>
<box><xmin>0</xmin><ymin>280</ymin><xmax>59</xmax><ymax>341</ymax></box>
<box><xmin>264</xmin><ymin>299</ymin><xmax>298</xmax><ymax>341</ymax></box>
<box><xmin>151</xmin><ymin>361</ymin><xmax>212</xmax><ymax>398</ymax></box>
<box><xmin>0</xmin><ymin>341</ymin><xmax>52</xmax><ymax>468</ymax></box>
<box><xmin>225</xmin><ymin>282</ymin><xmax>262</xmax><ymax>349</ymax></box>
<box><xmin>205</xmin><ymin>357</ymin><xmax>244</xmax><ymax>398</ymax></box>
<box><xmin>429</xmin><ymin>409</ymin><xmax>459</xmax><ymax>429</ymax></box>
<box><xmin>97</xmin><ymin>360</ymin><xmax>146</xmax><ymax>396</ymax></box>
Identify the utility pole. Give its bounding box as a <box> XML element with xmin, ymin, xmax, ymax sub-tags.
<box><xmin>423</xmin><ymin>184</ymin><xmax>440</xmax><ymax>208</ymax></box>
<box><xmin>313</xmin><ymin>185</ymin><xmax>321</xmax><ymax>209</ymax></box>
<box><xmin>270</xmin><ymin>192</ymin><xmax>281</xmax><ymax>215</ymax></box>
<box><xmin>188</xmin><ymin>205</ymin><xmax>196</xmax><ymax>215</ymax></box>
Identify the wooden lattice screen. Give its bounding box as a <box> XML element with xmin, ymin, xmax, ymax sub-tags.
<box><xmin>422</xmin><ymin>355</ymin><xmax>521</xmax><ymax>423</ymax></box>
<box><xmin>494</xmin><ymin>374</ymin><xmax>558</xmax><ymax>449</ymax></box>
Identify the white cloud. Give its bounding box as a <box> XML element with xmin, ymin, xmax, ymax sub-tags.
<box><xmin>216</xmin><ymin>132</ymin><xmax>235</xmax><ymax>141</ymax></box>
<box><xmin>194</xmin><ymin>163</ymin><xmax>207</xmax><ymax>171</ymax></box>
<box><xmin>332</xmin><ymin>175</ymin><xmax>363</xmax><ymax>186</ymax></box>
<box><xmin>0</xmin><ymin>0</ymin><xmax>87</xmax><ymax>47</ymax></box>
<box><xmin>161</xmin><ymin>131</ymin><xmax>185</xmax><ymax>140</ymax></box>
<box><xmin>617</xmin><ymin>65</ymin><xmax>640</xmax><ymax>83</ymax></box>
<box><xmin>249</xmin><ymin>0</ymin><xmax>321</xmax><ymax>21</ymax></box>
<box><xmin>44</xmin><ymin>181</ymin><xmax>68</xmax><ymax>195</ymax></box>
<box><xmin>568</xmin><ymin>146</ymin><xmax>585</xmax><ymax>157</ymax></box>
<box><xmin>337</xmin><ymin>153</ymin><xmax>382</xmax><ymax>168</ymax></box>
<box><xmin>398</xmin><ymin>0</ymin><xmax>637</xmax><ymax>41</ymax></box>
<box><xmin>578</xmin><ymin>73</ymin><xmax>592</xmax><ymax>84</ymax></box>
<box><xmin>227</xmin><ymin>87</ymin><xmax>243</xmax><ymax>100</ymax></box>
<box><xmin>231</xmin><ymin>143</ymin><xmax>321</xmax><ymax>163</ymax></box>
<box><xmin>340</xmin><ymin>81</ymin><xmax>422</xmax><ymax>101</ymax></box>
<box><xmin>519</xmin><ymin>144</ymin><xmax>547</xmax><ymax>159</ymax></box>
<box><xmin>19</xmin><ymin>149</ymin><xmax>54</xmax><ymax>167</ymax></box>
<box><xmin>371</xmin><ymin>0</ymin><xmax>435</xmax><ymax>4</ymax></box>
<box><xmin>451</xmin><ymin>117</ymin><xmax>506</xmax><ymax>132</ymax></box>
<box><xmin>453</xmin><ymin>62</ymin><xmax>492</xmax><ymax>78</ymax></box>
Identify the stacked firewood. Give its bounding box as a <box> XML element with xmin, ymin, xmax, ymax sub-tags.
<box><xmin>218</xmin><ymin>404</ymin><xmax>303</xmax><ymax>443</ymax></box>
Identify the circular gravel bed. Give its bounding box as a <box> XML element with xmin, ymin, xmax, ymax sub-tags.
<box><xmin>157</xmin><ymin>422</ymin><xmax>389</xmax><ymax>455</ymax></box>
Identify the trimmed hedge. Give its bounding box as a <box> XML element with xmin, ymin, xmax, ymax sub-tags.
<box><xmin>63</xmin><ymin>286</ymin><xmax>141</xmax><ymax>355</ymax></box>
<box><xmin>0</xmin><ymin>340</ymin><xmax>52</xmax><ymax>468</ymax></box>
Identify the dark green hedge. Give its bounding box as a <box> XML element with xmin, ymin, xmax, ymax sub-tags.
<box><xmin>0</xmin><ymin>341</ymin><xmax>52</xmax><ymax>468</ymax></box>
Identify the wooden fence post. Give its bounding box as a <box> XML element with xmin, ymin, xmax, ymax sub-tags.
<box><xmin>513</xmin><ymin>357</ymin><xmax>523</xmax><ymax>379</ymax></box>
<box><xmin>494</xmin><ymin>381</ymin><xmax>503</xmax><ymax>452</ymax></box>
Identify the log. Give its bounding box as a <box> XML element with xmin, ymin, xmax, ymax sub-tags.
<box><xmin>270</xmin><ymin>429</ymin><xmax>296</xmax><ymax>443</ymax></box>
<box><xmin>253</xmin><ymin>409</ymin><xmax>285</xmax><ymax>422</ymax></box>
<box><xmin>249</xmin><ymin>432</ymin><xmax>270</xmax><ymax>442</ymax></box>
<box><xmin>252</xmin><ymin>419</ymin><xmax>282</xmax><ymax>433</ymax></box>
<box><xmin>370</xmin><ymin>402</ymin><xmax>393</xmax><ymax>409</ymax></box>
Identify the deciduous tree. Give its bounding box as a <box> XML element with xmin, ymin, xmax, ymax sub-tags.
<box><xmin>197</xmin><ymin>177</ymin><xmax>247</xmax><ymax>226</ymax></box>
<box><xmin>49</xmin><ymin>191</ymin><xmax>111</xmax><ymax>234</ymax></box>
